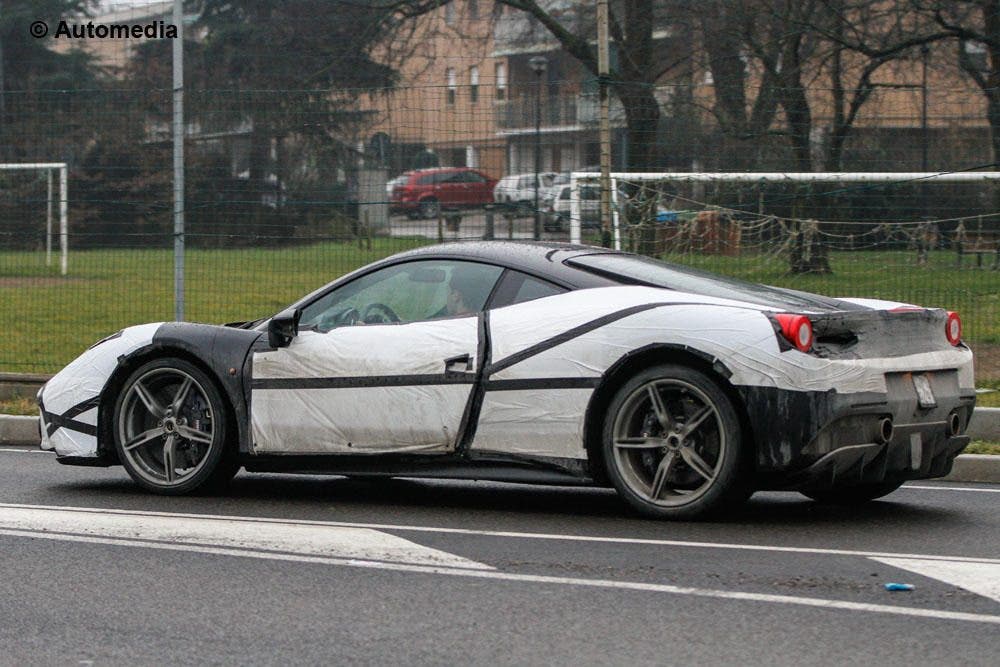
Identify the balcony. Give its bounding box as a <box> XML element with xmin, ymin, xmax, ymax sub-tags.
<box><xmin>494</xmin><ymin>94</ymin><xmax>578</xmax><ymax>131</ymax></box>
<box><xmin>494</xmin><ymin>93</ymin><xmax>626</xmax><ymax>133</ymax></box>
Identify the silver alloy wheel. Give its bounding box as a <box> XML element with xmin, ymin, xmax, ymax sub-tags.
<box><xmin>611</xmin><ymin>378</ymin><xmax>726</xmax><ymax>507</ymax></box>
<box><xmin>117</xmin><ymin>367</ymin><xmax>216</xmax><ymax>488</ymax></box>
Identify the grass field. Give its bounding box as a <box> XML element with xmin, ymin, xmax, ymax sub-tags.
<box><xmin>1</xmin><ymin>241</ymin><xmax>997</xmax><ymax>376</ymax></box>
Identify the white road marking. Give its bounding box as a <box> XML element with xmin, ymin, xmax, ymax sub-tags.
<box><xmin>0</xmin><ymin>448</ymin><xmax>52</xmax><ymax>454</ymax></box>
<box><xmin>901</xmin><ymin>485</ymin><xmax>1000</xmax><ymax>494</ymax></box>
<box><xmin>4</xmin><ymin>502</ymin><xmax>995</xmax><ymax>566</ymax></box>
<box><xmin>0</xmin><ymin>506</ymin><xmax>492</xmax><ymax>571</ymax></box>
<box><xmin>871</xmin><ymin>557</ymin><xmax>1000</xmax><ymax>604</ymax></box>
<box><xmin>2</xmin><ymin>524</ymin><xmax>998</xmax><ymax>626</ymax></box>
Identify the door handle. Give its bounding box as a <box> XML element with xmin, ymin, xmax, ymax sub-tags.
<box><xmin>444</xmin><ymin>353</ymin><xmax>473</xmax><ymax>374</ymax></box>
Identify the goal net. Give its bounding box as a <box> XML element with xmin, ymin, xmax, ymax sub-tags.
<box><xmin>568</xmin><ymin>170</ymin><xmax>1000</xmax><ymax>261</ymax></box>
<box><xmin>0</xmin><ymin>163</ymin><xmax>68</xmax><ymax>275</ymax></box>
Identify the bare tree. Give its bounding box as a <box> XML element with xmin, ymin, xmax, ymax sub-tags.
<box><xmin>916</xmin><ymin>0</ymin><xmax>1000</xmax><ymax>166</ymax></box>
<box><xmin>390</xmin><ymin>0</ymin><xmax>693</xmax><ymax>171</ymax></box>
<box><xmin>699</xmin><ymin>1</ymin><xmax>948</xmax><ymax>171</ymax></box>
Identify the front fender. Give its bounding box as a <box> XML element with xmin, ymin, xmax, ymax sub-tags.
<box><xmin>105</xmin><ymin>323</ymin><xmax>264</xmax><ymax>457</ymax></box>
<box><xmin>39</xmin><ymin>323</ymin><xmax>164</xmax><ymax>457</ymax></box>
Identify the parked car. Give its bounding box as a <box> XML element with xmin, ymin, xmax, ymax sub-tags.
<box><xmin>390</xmin><ymin>167</ymin><xmax>497</xmax><ymax>219</ymax></box>
<box><xmin>39</xmin><ymin>242</ymin><xmax>974</xmax><ymax>520</ymax></box>
<box><xmin>493</xmin><ymin>172</ymin><xmax>556</xmax><ymax>207</ymax></box>
<box><xmin>385</xmin><ymin>174</ymin><xmax>408</xmax><ymax>200</ymax></box>
<box><xmin>543</xmin><ymin>183</ymin><xmax>602</xmax><ymax>231</ymax></box>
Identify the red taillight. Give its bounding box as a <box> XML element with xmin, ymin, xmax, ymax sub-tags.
<box><xmin>945</xmin><ymin>311</ymin><xmax>962</xmax><ymax>346</ymax></box>
<box><xmin>775</xmin><ymin>314</ymin><xmax>813</xmax><ymax>352</ymax></box>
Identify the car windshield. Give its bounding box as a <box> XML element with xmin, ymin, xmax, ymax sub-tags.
<box><xmin>566</xmin><ymin>253</ymin><xmax>847</xmax><ymax>311</ymax></box>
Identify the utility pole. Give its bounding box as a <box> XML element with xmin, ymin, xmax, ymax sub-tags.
<box><xmin>529</xmin><ymin>56</ymin><xmax>548</xmax><ymax>241</ymax></box>
<box><xmin>172</xmin><ymin>0</ymin><xmax>185</xmax><ymax>321</ymax></box>
<box><xmin>597</xmin><ymin>0</ymin><xmax>612</xmax><ymax>248</ymax></box>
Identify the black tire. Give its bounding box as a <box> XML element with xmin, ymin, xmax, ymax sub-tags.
<box><xmin>113</xmin><ymin>357</ymin><xmax>238</xmax><ymax>495</ymax></box>
<box><xmin>419</xmin><ymin>198</ymin><xmax>440</xmax><ymax>219</ymax></box>
<box><xmin>602</xmin><ymin>364</ymin><xmax>747</xmax><ymax>520</ymax></box>
<box><xmin>800</xmin><ymin>480</ymin><xmax>905</xmax><ymax>504</ymax></box>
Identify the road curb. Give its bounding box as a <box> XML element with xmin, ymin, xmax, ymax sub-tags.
<box><xmin>967</xmin><ymin>406</ymin><xmax>1000</xmax><ymax>441</ymax></box>
<box><xmin>1</xmin><ymin>411</ymin><xmax>998</xmax><ymax>483</ymax></box>
<box><xmin>0</xmin><ymin>415</ymin><xmax>40</xmax><ymax>447</ymax></box>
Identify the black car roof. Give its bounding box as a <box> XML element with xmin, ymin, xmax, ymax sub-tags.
<box><xmin>384</xmin><ymin>241</ymin><xmax>618</xmax><ymax>288</ymax></box>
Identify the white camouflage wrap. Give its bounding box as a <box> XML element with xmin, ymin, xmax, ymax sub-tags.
<box><xmin>248</xmin><ymin>285</ymin><xmax>972</xmax><ymax>462</ymax></box>
<box><xmin>475</xmin><ymin>286</ymin><xmax>973</xmax><ymax>459</ymax></box>
<box><xmin>252</xmin><ymin>317</ymin><xmax>479</xmax><ymax>454</ymax></box>
<box><xmin>39</xmin><ymin>323</ymin><xmax>163</xmax><ymax>458</ymax></box>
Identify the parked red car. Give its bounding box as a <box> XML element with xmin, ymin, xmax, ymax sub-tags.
<box><xmin>390</xmin><ymin>167</ymin><xmax>498</xmax><ymax>219</ymax></box>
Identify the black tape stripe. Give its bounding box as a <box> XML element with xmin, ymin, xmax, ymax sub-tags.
<box><xmin>487</xmin><ymin>302</ymin><xmax>680</xmax><ymax>375</ymax></box>
<box><xmin>252</xmin><ymin>374</ymin><xmax>475</xmax><ymax>390</ymax></box>
<box><xmin>42</xmin><ymin>411</ymin><xmax>97</xmax><ymax>438</ymax></box>
<box><xmin>484</xmin><ymin>377</ymin><xmax>600</xmax><ymax>391</ymax></box>
<box><xmin>63</xmin><ymin>396</ymin><xmax>100</xmax><ymax>419</ymax></box>
<box><xmin>456</xmin><ymin>311</ymin><xmax>490</xmax><ymax>455</ymax></box>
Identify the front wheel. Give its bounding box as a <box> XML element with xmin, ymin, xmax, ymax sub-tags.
<box><xmin>602</xmin><ymin>364</ymin><xmax>747</xmax><ymax>520</ymax></box>
<box><xmin>113</xmin><ymin>357</ymin><xmax>237</xmax><ymax>495</ymax></box>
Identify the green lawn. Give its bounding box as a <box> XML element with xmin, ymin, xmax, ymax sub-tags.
<box><xmin>1</xmin><ymin>242</ymin><xmax>997</xmax><ymax>375</ymax></box>
<box><xmin>0</xmin><ymin>238</ymin><xmax>426</xmax><ymax>373</ymax></box>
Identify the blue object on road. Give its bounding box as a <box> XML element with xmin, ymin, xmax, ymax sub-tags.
<box><xmin>884</xmin><ymin>583</ymin><xmax>915</xmax><ymax>591</ymax></box>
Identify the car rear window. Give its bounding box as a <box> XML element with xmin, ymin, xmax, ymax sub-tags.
<box><xmin>566</xmin><ymin>253</ymin><xmax>847</xmax><ymax>311</ymax></box>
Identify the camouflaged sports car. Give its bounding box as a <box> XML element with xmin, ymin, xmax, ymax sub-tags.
<box><xmin>38</xmin><ymin>242</ymin><xmax>975</xmax><ymax>519</ymax></box>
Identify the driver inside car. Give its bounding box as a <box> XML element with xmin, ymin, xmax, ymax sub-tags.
<box><xmin>434</xmin><ymin>276</ymin><xmax>476</xmax><ymax>318</ymax></box>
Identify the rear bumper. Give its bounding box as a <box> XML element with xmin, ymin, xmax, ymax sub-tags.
<box><xmin>743</xmin><ymin>365</ymin><xmax>976</xmax><ymax>488</ymax></box>
<box><xmin>780</xmin><ymin>434</ymin><xmax>970</xmax><ymax>490</ymax></box>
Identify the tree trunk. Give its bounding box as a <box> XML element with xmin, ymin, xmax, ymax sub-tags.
<box><xmin>616</xmin><ymin>83</ymin><xmax>661</xmax><ymax>171</ymax></box>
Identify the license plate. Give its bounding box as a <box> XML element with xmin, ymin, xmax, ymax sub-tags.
<box><xmin>912</xmin><ymin>374</ymin><xmax>936</xmax><ymax>408</ymax></box>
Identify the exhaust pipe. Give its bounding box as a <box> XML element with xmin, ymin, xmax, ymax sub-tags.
<box><xmin>877</xmin><ymin>417</ymin><xmax>894</xmax><ymax>444</ymax></box>
<box><xmin>947</xmin><ymin>411</ymin><xmax>962</xmax><ymax>437</ymax></box>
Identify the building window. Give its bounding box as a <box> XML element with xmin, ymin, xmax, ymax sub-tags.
<box><xmin>469</xmin><ymin>66</ymin><xmax>479</xmax><ymax>104</ymax></box>
<box><xmin>495</xmin><ymin>62</ymin><xmax>506</xmax><ymax>100</ymax></box>
<box><xmin>445</xmin><ymin>1</ymin><xmax>455</xmax><ymax>25</ymax></box>
<box><xmin>447</xmin><ymin>67</ymin><xmax>456</xmax><ymax>105</ymax></box>
<box><xmin>468</xmin><ymin>0</ymin><xmax>479</xmax><ymax>20</ymax></box>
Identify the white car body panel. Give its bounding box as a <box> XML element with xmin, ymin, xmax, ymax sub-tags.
<box><xmin>251</xmin><ymin>317</ymin><xmax>479</xmax><ymax>454</ymax></box>
<box><xmin>39</xmin><ymin>322</ymin><xmax>163</xmax><ymax>457</ymax></box>
<box><xmin>469</xmin><ymin>286</ymin><xmax>974</xmax><ymax>461</ymax></box>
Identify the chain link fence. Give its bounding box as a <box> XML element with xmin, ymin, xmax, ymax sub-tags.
<box><xmin>1</xmin><ymin>1</ymin><xmax>998</xmax><ymax>380</ymax></box>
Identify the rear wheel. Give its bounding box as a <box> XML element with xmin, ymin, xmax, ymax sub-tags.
<box><xmin>800</xmin><ymin>480</ymin><xmax>904</xmax><ymax>504</ymax></box>
<box><xmin>602</xmin><ymin>364</ymin><xmax>746</xmax><ymax>520</ymax></box>
<box><xmin>113</xmin><ymin>357</ymin><xmax>237</xmax><ymax>495</ymax></box>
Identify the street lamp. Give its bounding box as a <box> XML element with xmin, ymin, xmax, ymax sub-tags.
<box><xmin>529</xmin><ymin>55</ymin><xmax>548</xmax><ymax>240</ymax></box>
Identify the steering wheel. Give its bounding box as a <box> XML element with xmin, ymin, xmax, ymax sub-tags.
<box><xmin>315</xmin><ymin>307</ymin><xmax>359</xmax><ymax>331</ymax></box>
<box><xmin>361</xmin><ymin>302</ymin><xmax>400</xmax><ymax>324</ymax></box>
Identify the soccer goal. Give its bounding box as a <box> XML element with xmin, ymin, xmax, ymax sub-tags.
<box><xmin>568</xmin><ymin>170</ymin><xmax>1000</xmax><ymax>255</ymax></box>
<box><xmin>0</xmin><ymin>163</ymin><xmax>69</xmax><ymax>275</ymax></box>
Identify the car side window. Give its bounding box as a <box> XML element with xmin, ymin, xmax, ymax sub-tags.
<box><xmin>489</xmin><ymin>270</ymin><xmax>567</xmax><ymax>309</ymax></box>
<box><xmin>512</xmin><ymin>274</ymin><xmax>566</xmax><ymax>304</ymax></box>
<box><xmin>299</xmin><ymin>260</ymin><xmax>504</xmax><ymax>332</ymax></box>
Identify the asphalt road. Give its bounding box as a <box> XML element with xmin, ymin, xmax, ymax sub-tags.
<box><xmin>2</xmin><ymin>447</ymin><xmax>998</xmax><ymax>666</ymax></box>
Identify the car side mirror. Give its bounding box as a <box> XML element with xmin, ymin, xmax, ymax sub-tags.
<box><xmin>268</xmin><ymin>307</ymin><xmax>302</xmax><ymax>348</ymax></box>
